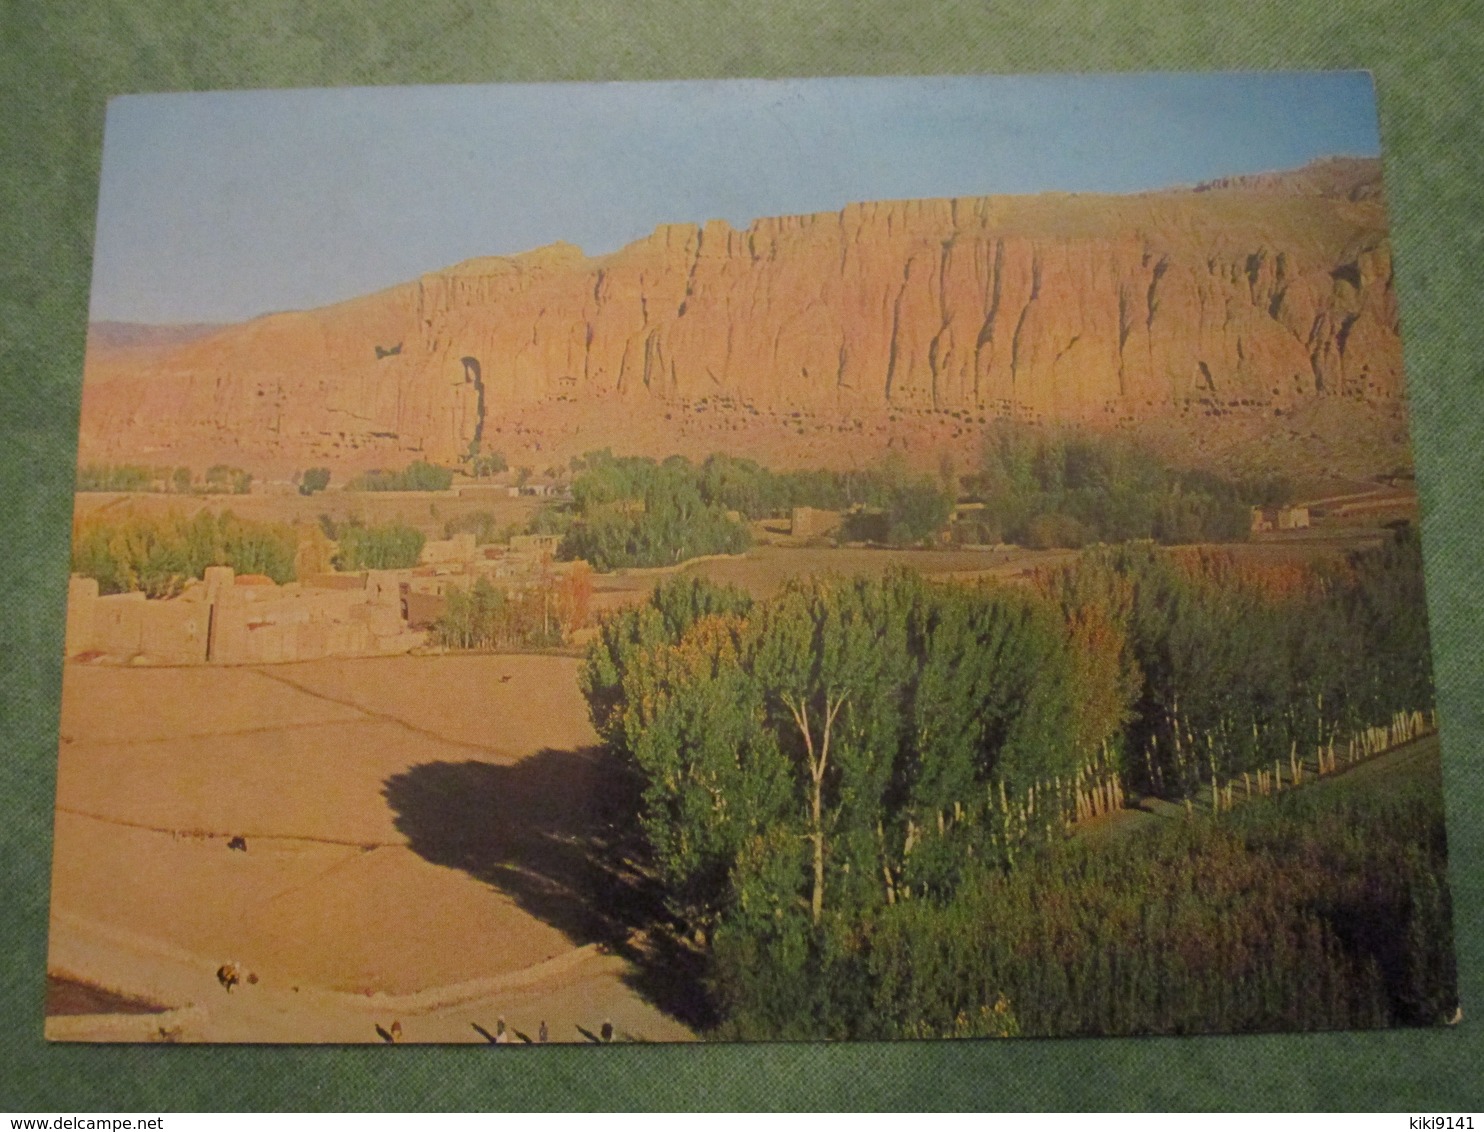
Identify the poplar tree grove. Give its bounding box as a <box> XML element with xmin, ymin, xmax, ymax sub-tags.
<box><xmin>580</xmin><ymin>532</ymin><xmax>1454</xmax><ymax>1039</ymax></box>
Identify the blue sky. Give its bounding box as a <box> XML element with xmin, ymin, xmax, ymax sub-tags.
<box><xmin>90</xmin><ymin>72</ymin><xmax>1381</xmax><ymax>325</ymax></box>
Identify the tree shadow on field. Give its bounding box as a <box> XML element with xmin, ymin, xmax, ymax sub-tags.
<box><xmin>383</xmin><ymin>748</ymin><xmax>715</xmax><ymax>1030</ymax></box>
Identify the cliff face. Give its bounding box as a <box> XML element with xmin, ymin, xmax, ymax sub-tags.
<box><xmin>80</xmin><ymin>158</ymin><xmax>1405</xmax><ymax>470</ymax></box>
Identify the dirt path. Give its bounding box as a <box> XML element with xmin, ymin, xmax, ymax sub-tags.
<box><xmin>1072</xmin><ymin>731</ymin><xmax>1442</xmax><ymax>848</ymax></box>
<box><xmin>47</xmin><ymin>655</ymin><xmax>694</xmax><ymax>1043</ymax></box>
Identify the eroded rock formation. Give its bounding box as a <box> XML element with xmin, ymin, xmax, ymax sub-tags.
<box><xmin>80</xmin><ymin>157</ymin><xmax>1405</xmax><ymax>471</ymax></box>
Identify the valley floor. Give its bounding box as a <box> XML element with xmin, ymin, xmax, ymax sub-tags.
<box><xmin>47</xmin><ymin>654</ymin><xmax>693</xmax><ymax>1044</ymax></box>
<box><xmin>44</xmin><ymin>509</ymin><xmax>1423</xmax><ymax>1043</ymax></box>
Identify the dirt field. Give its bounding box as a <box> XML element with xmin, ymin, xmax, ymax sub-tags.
<box><xmin>71</xmin><ymin>489</ymin><xmax>542</xmax><ymax>541</ymax></box>
<box><xmin>586</xmin><ymin>543</ymin><xmax>1084</xmax><ymax>608</ymax></box>
<box><xmin>585</xmin><ymin>528</ymin><xmax>1396</xmax><ymax>613</ymax></box>
<box><xmin>47</xmin><ymin>654</ymin><xmax>694</xmax><ymax>1043</ymax></box>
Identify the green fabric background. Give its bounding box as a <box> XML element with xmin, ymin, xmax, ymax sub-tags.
<box><xmin>2</xmin><ymin>0</ymin><xmax>1481</xmax><ymax>1112</ymax></box>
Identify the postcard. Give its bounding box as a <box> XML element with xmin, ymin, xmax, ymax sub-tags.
<box><xmin>48</xmin><ymin>73</ymin><xmax>1458</xmax><ymax>1043</ymax></box>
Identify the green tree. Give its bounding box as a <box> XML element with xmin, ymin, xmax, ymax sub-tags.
<box><xmin>621</xmin><ymin>615</ymin><xmax>794</xmax><ymax>934</ymax></box>
<box><xmin>748</xmin><ymin>577</ymin><xmax>906</xmax><ymax>924</ymax></box>
<box><xmin>471</xmin><ymin>452</ymin><xmax>508</xmax><ymax>477</ymax></box>
<box><xmin>345</xmin><ymin>461</ymin><xmax>453</xmax><ymax>492</ymax></box>
<box><xmin>334</xmin><ymin>521</ymin><xmax>425</xmax><ymax>570</ymax></box>
<box><xmin>582</xmin><ymin>576</ymin><xmax>753</xmax><ymax>753</ymax></box>
<box><xmin>299</xmin><ymin>467</ymin><xmax>331</xmax><ymax>495</ymax></box>
<box><xmin>885</xmin><ymin>479</ymin><xmax>953</xmax><ymax>545</ymax></box>
<box><xmin>76</xmin><ymin>464</ymin><xmax>153</xmax><ymax>492</ymax></box>
<box><xmin>71</xmin><ymin>509</ymin><xmax>297</xmax><ymax>595</ymax></box>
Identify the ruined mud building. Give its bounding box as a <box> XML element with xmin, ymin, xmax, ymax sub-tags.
<box><xmin>64</xmin><ymin>529</ymin><xmax>577</xmax><ymax>664</ymax></box>
<box><xmin>400</xmin><ymin>532</ymin><xmax>568</xmax><ymax>628</ymax></box>
<box><xmin>65</xmin><ymin>566</ymin><xmax>423</xmax><ymax>665</ymax></box>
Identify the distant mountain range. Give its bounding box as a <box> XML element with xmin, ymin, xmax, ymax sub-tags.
<box><xmin>86</xmin><ymin>321</ymin><xmax>227</xmax><ymax>352</ymax></box>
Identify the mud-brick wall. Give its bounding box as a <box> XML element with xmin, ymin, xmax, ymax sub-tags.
<box><xmin>791</xmin><ymin>507</ymin><xmax>842</xmax><ymax>539</ymax></box>
<box><xmin>76</xmin><ymin>587</ymin><xmax>210</xmax><ymax>664</ymax></box>
<box><xmin>64</xmin><ymin>577</ymin><xmax>97</xmax><ymax>656</ymax></box>
<box><xmin>63</xmin><ymin>570</ymin><xmax>425</xmax><ymax>664</ymax></box>
<box><xmin>207</xmin><ymin>590</ymin><xmax>372</xmax><ymax>664</ymax></box>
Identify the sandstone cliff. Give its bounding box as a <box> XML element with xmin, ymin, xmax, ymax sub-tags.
<box><xmin>80</xmin><ymin>157</ymin><xmax>1406</xmax><ymax>473</ymax></box>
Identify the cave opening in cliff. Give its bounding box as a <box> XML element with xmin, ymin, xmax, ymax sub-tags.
<box><xmin>460</xmin><ymin>355</ymin><xmax>486</xmax><ymax>459</ymax></box>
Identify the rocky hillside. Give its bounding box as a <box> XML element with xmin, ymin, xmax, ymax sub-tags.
<box><xmin>80</xmin><ymin>157</ymin><xmax>1408</xmax><ymax>474</ymax></box>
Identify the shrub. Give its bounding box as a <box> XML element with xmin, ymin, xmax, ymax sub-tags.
<box><xmin>76</xmin><ymin>464</ymin><xmax>170</xmax><ymax>493</ymax></box>
<box><xmin>964</xmin><ymin>425</ymin><xmax>1252</xmax><ymax>546</ymax></box>
<box><xmin>299</xmin><ymin>467</ymin><xmax>331</xmax><ymax>495</ymax></box>
<box><xmin>71</xmin><ymin>509</ymin><xmax>297</xmax><ymax>596</ymax></box>
<box><xmin>432</xmin><ymin>565</ymin><xmax>593</xmax><ymax>650</ymax></box>
<box><xmin>345</xmin><ymin>461</ymin><xmax>454</xmax><ymax>492</ymax></box>
<box><xmin>334</xmin><ymin>521</ymin><xmax>425</xmax><ymax>570</ymax></box>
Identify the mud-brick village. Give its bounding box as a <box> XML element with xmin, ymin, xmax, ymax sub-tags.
<box><xmin>64</xmin><ymin>530</ymin><xmax>572</xmax><ymax>666</ymax></box>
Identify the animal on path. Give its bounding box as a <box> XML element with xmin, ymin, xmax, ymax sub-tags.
<box><xmin>472</xmin><ymin>1019</ymin><xmax>514</xmax><ymax>1045</ymax></box>
<box><xmin>216</xmin><ymin>963</ymin><xmax>241</xmax><ymax>993</ymax></box>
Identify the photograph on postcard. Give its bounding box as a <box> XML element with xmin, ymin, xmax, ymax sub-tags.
<box><xmin>47</xmin><ymin>73</ymin><xmax>1458</xmax><ymax>1043</ymax></box>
